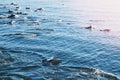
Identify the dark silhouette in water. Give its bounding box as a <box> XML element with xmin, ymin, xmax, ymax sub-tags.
<box><xmin>26</xmin><ymin>7</ymin><xmax>31</xmax><ymax>9</ymax></box>
<box><xmin>47</xmin><ymin>57</ymin><xmax>61</xmax><ymax>65</ymax></box>
<box><xmin>42</xmin><ymin>59</ymin><xmax>50</xmax><ymax>66</ymax></box>
<box><xmin>10</xmin><ymin>2</ymin><xmax>17</xmax><ymax>6</ymax></box>
<box><xmin>100</xmin><ymin>29</ymin><xmax>110</xmax><ymax>32</ymax></box>
<box><xmin>83</xmin><ymin>25</ymin><xmax>111</xmax><ymax>32</ymax></box>
<box><xmin>35</xmin><ymin>8</ymin><xmax>43</xmax><ymax>12</ymax></box>
<box><xmin>8</xmin><ymin>10</ymin><xmax>14</xmax><ymax>13</ymax></box>
<box><xmin>16</xmin><ymin>12</ymin><xmax>22</xmax><ymax>14</ymax></box>
<box><xmin>9</xmin><ymin>20</ymin><xmax>15</xmax><ymax>25</ymax></box>
<box><xmin>15</xmin><ymin>6</ymin><xmax>21</xmax><ymax>11</ymax></box>
<box><xmin>85</xmin><ymin>25</ymin><xmax>93</xmax><ymax>30</ymax></box>
<box><xmin>42</xmin><ymin>57</ymin><xmax>61</xmax><ymax>66</ymax></box>
<box><xmin>8</xmin><ymin>14</ymin><xmax>19</xmax><ymax>18</ymax></box>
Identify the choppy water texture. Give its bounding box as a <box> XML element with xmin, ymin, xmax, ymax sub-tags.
<box><xmin>0</xmin><ymin>0</ymin><xmax>120</xmax><ymax>80</ymax></box>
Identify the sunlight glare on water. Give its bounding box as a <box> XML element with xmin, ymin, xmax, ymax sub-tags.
<box><xmin>66</xmin><ymin>0</ymin><xmax>120</xmax><ymax>33</ymax></box>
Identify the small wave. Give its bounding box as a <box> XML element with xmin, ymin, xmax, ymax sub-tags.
<box><xmin>59</xmin><ymin>66</ymin><xmax>120</xmax><ymax>80</ymax></box>
<box><xmin>0</xmin><ymin>73</ymin><xmax>32</xmax><ymax>80</ymax></box>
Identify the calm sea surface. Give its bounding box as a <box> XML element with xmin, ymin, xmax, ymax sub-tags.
<box><xmin>0</xmin><ymin>0</ymin><xmax>120</xmax><ymax>80</ymax></box>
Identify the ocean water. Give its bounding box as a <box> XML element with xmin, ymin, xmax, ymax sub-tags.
<box><xmin>0</xmin><ymin>0</ymin><xmax>120</xmax><ymax>80</ymax></box>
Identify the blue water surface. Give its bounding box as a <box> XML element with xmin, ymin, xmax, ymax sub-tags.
<box><xmin>0</xmin><ymin>0</ymin><xmax>120</xmax><ymax>80</ymax></box>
